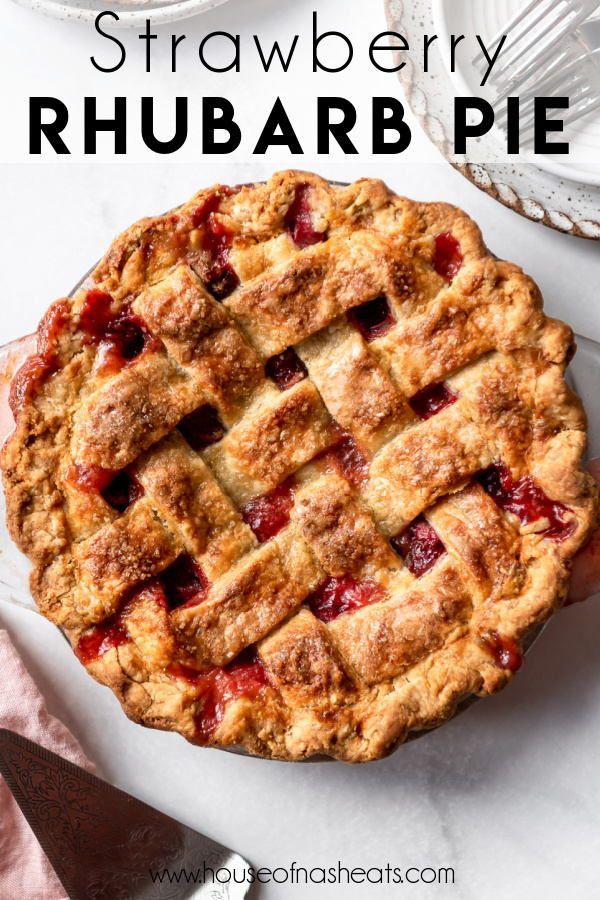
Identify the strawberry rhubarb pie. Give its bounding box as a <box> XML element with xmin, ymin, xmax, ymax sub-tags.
<box><xmin>2</xmin><ymin>171</ymin><xmax>598</xmax><ymax>761</ymax></box>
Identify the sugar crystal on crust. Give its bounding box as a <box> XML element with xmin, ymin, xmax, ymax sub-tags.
<box><xmin>2</xmin><ymin>170</ymin><xmax>598</xmax><ymax>762</ymax></box>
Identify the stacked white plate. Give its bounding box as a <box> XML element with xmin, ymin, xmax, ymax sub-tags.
<box><xmin>386</xmin><ymin>0</ymin><xmax>600</xmax><ymax>238</ymax></box>
<box><xmin>11</xmin><ymin>0</ymin><xmax>230</xmax><ymax>27</ymax></box>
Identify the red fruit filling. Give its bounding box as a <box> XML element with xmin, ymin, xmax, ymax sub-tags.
<box><xmin>192</xmin><ymin>185</ymin><xmax>239</xmax><ymax>228</ymax></box>
<box><xmin>192</xmin><ymin>188</ymin><xmax>239</xmax><ymax>300</ymax></box>
<box><xmin>9</xmin><ymin>356</ymin><xmax>54</xmax><ymax>418</ymax></box>
<box><xmin>166</xmin><ymin>662</ymin><xmax>205</xmax><ymax>683</ymax></box>
<box><xmin>308</xmin><ymin>576</ymin><xmax>385</xmax><ymax>624</ymax></box>
<box><xmin>192</xmin><ymin>191</ymin><xmax>226</xmax><ymax>228</ymax></box>
<box><xmin>178</xmin><ymin>404</ymin><xmax>226</xmax><ymax>451</ymax></box>
<box><xmin>98</xmin><ymin>315</ymin><xmax>156</xmax><ymax>373</ymax></box>
<box><xmin>391</xmin><ymin>516</ymin><xmax>446</xmax><ymax>577</ymax></box>
<box><xmin>194</xmin><ymin>651</ymin><xmax>270</xmax><ymax>744</ymax></box>
<box><xmin>75</xmin><ymin>581</ymin><xmax>167</xmax><ymax>665</ymax></box>
<box><xmin>483</xmin><ymin>630</ymin><xmax>523</xmax><ymax>672</ymax></box>
<box><xmin>347</xmin><ymin>296</ymin><xmax>395</xmax><ymax>342</ymax></box>
<box><xmin>478</xmin><ymin>463</ymin><xmax>575</xmax><ymax>542</ymax></box>
<box><xmin>320</xmin><ymin>430</ymin><xmax>370</xmax><ymax>488</ymax></box>
<box><xmin>265</xmin><ymin>348</ymin><xmax>308</xmax><ymax>391</ymax></box>
<box><xmin>161</xmin><ymin>554</ymin><xmax>209</xmax><ymax>610</ymax></box>
<box><xmin>67</xmin><ymin>464</ymin><xmax>143</xmax><ymax>513</ymax></box>
<box><xmin>284</xmin><ymin>184</ymin><xmax>327</xmax><ymax>248</ymax></box>
<box><xmin>202</xmin><ymin>214</ymin><xmax>239</xmax><ymax>300</ymax></box>
<box><xmin>101</xmin><ymin>471</ymin><xmax>144</xmax><ymax>513</ymax></box>
<box><xmin>79</xmin><ymin>289</ymin><xmax>157</xmax><ymax>373</ymax></box>
<box><xmin>67</xmin><ymin>463</ymin><xmax>116</xmax><ymax>494</ymax></box>
<box><xmin>134</xmin><ymin>580</ymin><xmax>169</xmax><ymax>611</ymax></box>
<box><xmin>241</xmin><ymin>478</ymin><xmax>296</xmax><ymax>543</ymax></box>
<box><xmin>409</xmin><ymin>381</ymin><xmax>458</xmax><ymax>420</ymax></box>
<box><xmin>79</xmin><ymin>289</ymin><xmax>117</xmax><ymax>341</ymax></box>
<box><xmin>9</xmin><ymin>299</ymin><xmax>70</xmax><ymax>417</ymax></box>
<box><xmin>75</xmin><ymin>620</ymin><xmax>128</xmax><ymax>665</ymax></box>
<box><xmin>434</xmin><ymin>232</ymin><xmax>463</xmax><ymax>282</ymax></box>
<box><xmin>37</xmin><ymin>298</ymin><xmax>71</xmax><ymax>356</ymax></box>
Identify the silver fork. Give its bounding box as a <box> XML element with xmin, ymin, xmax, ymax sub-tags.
<box><xmin>499</xmin><ymin>30</ymin><xmax>600</xmax><ymax>135</ymax></box>
<box><xmin>474</xmin><ymin>0</ymin><xmax>600</xmax><ymax>133</ymax></box>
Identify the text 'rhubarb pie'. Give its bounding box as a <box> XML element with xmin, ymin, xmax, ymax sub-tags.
<box><xmin>2</xmin><ymin>171</ymin><xmax>598</xmax><ymax>761</ymax></box>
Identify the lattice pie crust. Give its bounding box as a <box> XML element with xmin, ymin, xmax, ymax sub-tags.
<box><xmin>2</xmin><ymin>172</ymin><xmax>598</xmax><ymax>761</ymax></box>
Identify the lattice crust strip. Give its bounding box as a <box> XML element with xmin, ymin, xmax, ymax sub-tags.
<box><xmin>2</xmin><ymin>171</ymin><xmax>598</xmax><ymax>763</ymax></box>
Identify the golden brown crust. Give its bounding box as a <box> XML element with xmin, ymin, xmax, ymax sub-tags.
<box><xmin>2</xmin><ymin>170</ymin><xmax>598</xmax><ymax>762</ymax></box>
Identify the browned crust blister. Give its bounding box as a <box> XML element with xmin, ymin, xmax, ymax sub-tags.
<box><xmin>2</xmin><ymin>171</ymin><xmax>598</xmax><ymax>762</ymax></box>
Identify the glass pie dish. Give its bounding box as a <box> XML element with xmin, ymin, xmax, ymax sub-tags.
<box><xmin>1</xmin><ymin>274</ymin><xmax>598</xmax><ymax>758</ymax></box>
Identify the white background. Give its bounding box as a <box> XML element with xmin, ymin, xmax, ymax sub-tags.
<box><xmin>3</xmin><ymin>1</ymin><xmax>600</xmax><ymax>899</ymax></box>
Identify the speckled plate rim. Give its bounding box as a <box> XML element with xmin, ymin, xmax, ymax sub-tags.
<box><xmin>384</xmin><ymin>0</ymin><xmax>600</xmax><ymax>241</ymax></box>
<box><xmin>11</xmin><ymin>0</ymin><xmax>231</xmax><ymax>28</ymax></box>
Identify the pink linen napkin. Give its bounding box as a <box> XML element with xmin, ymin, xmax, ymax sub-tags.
<box><xmin>0</xmin><ymin>629</ymin><xmax>95</xmax><ymax>900</ymax></box>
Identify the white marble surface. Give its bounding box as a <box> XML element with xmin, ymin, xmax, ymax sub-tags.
<box><xmin>1</xmin><ymin>159</ymin><xmax>600</xmax><ymax>900</ymax></box>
